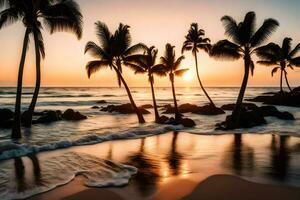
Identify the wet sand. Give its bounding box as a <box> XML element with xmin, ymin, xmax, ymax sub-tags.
<box><xmin>19</xmin><ymin>132</ymin><xmax>300</xmax><ymax>200</ymax></box>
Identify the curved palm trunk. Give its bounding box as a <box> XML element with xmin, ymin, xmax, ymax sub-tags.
<box><xmin>23</xmin><ymin>29</ymin><xmax>41</xmax><ymax>127</ymax></box>
<box><xmin>280</xmin><ymin>69</ymin><xmax>283</xmax><ymax>92</ymax></box>
<box><xmin>284</xmin><ymin>71</ymin><xmax>292</xmax><ymax>92</ymax></box>
<box><xmin>231</xmin><ymin>55</ymin><xmax>250</xmax><ymax>128</ymax></box>
<box><xmin>112</xmin><ymin>65</ymin><xmax>145</xmax><ymax>123</ymax></box>
<box><xmin>149</xmin><ymin>74</ymin><xmax>160</xmax><ymax>122</ymax></box>
<box><xmin>194</xmin><ymin>52</ymin><xmax>215</xmax><ymax>107</ymax></box>
<box><xmin>170</xmin><ymin>73</ymin><xmax>180</xmax><ymax>122</ymax></box>
<box><xmin>12</xmin><ymin>28</ymin><xmax>30</xmax><ymax>139</ymax></box>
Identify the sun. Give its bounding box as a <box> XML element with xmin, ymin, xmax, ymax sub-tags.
<box><xmin>183</xmin><ymin>71</ymin><xmax>193</xmax><ymax>81</ymax></box>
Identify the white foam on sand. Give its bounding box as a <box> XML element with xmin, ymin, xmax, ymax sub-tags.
<box><xmin>0</xmin><ymin>152</ymin><xmax>137</xmax><ymax>200</ymax></box>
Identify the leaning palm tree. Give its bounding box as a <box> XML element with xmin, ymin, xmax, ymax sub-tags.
<box><xmin>210</xmin><ymin>11</ymin><xmax>279</xmax><ymax>128</ymax></box>
<box><xmin>85</xmin><ymin>21</ymin><xmax>145</xmax><ymax>123</ymax></box>
<box><xmin>256</xmin><ymin>37</ymin><xmax>300</xmax><ymax>92</ymax></box>
<box><xmin>161</xmin><ymin>44</ymin><xmax>188</xmax><ymax>122</ymax></box>
<box><xmin>124</xmin><ymin>46</ymin><xmax>166</xmax><ymax>123</ymax></box>
<box><xmin>0</xmin><ymin>0</ymin><xmax>83</xmax><ymax>138</ymax></box>
<box><xmin>182</xmin><ymin>23</ymin><xmax>215</xmax><ymax>107</ymax></box>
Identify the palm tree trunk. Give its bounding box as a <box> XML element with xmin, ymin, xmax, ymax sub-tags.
<box><xmin>170</xmin><ymin>73</ymin><xmax>180</xmax><ymax>122</ymax></box>
<box><xmin>194</xmin><ymin>51</ymin><xmax>215</xmax><ymax>107</ymax></box>
<box><xmin>280</xmin><ymin>69</ymin><xmax>283</xmax><ymax>92</ymax></box>
<box><xmin>23</xmin><ymin>29</ymin><xmax>41</xmax><ymax>127</ymax></box>
<box><xmin>112</xmin><ymin>65</ymin><xmax>145</xmax><ymax>123</ymax></box>
<box><xmin>284</xmin><ymin>70</ymin><xmax>292</xmax><ymax>92</ymax></box>
<box><xmin>12</xmin><ymin>28</ymin><xmax>30</xmax><ymax>139</ymax></box>
<box><xmin>149</xmin><ymin>74</ymin><xmax>160</xmax><ymax>122</ymax></box>
<box><xmin>231</xmin><ymin>56</ymin><xmax>250</xmax><ymax>128</ymax></box>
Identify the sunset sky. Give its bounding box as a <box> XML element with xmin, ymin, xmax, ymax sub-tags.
<box><xmin>0</xmin><ymin>0</ymin><xmax>299</xmax><ymax>87</ymax></box>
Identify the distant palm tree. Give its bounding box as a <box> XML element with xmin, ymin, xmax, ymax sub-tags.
<box><xmin>256</xmin><ymin>37</ymin><xmax>300</xmax><ymax>92</ymax></box>
<box><xmin>124</xmin><ymin>46</ymin><xmax>166</xmax><ymax>123</ymax></box>
<box><xmin>0</xmin><ymin>0</ymin><xmax>83</xmax><ymax>138</ymax></box>
<box><xmin>161</xmin><ymin>44</ymin><xmax>188</xmax><ymax>122</ymax></box>
<box><xmin>85</xmin><ymin>21</ymin><xmax>146</xmax><ymax>123</ymax></box>
<box><xmin>182</xmin><ymin>23</ymin><xmax>215</xmax><ymax>106</ymax></box>
<box><xmin>210</xmin><ymin>12</ymin><xmax>279</xmax><ymax>128</ymax></box>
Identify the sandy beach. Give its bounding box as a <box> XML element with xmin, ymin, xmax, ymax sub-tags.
<box><xmin>18</xmin><ymin>132</ymin><xmax>300</xmax><ymax>200</ymax></box>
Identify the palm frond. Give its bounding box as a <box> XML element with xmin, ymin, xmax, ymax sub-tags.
<box><xmin>290</xmin><ymin>56</ymin><xmax>300</xmax><ymax>67</ymax></box>
<box><xmin>257</xmin><ymin>60</ymin><xmax>278</xmax><ymax>66</ymax></box>
<box><xmin>124</xmin><ymin>43</ymin><xmax>147</xmax><ymax>56</ymax></box>
<box><xmin>94</xmin><ymin>21</ymin><xmax>112</xmax><ymax>50</ymax></box>
<box><xmin>271</xmin><ymin>67</ymin><xmax>280</xmax><ymax>76</ymax></box>
<box><xmin>255</xmin><ymin>43</ymin><xmax>281</xmax><ymax>61</ymax></box>
<box><xmin>173</xmin><ymin>55</ymin><xmax>185</xmax><ymax>70</ymax></box>
<box><xmin>42</xmin><ymin>0</ymin><xmax>83</xmax><ymax>39</ymax></box>
<box><xmin>35</xmin><ymin>28</ymin><xmax>45</xmax><ymax>59</ymax></box>
<box><xmin>250</xmin><ymin>60</ymin><xmax>255</xmax><ymax>76</ymax></box>
<box><xmin>86</xmin><ymin>60</ymin><xmax>109</xmax><ymax>78</ymax></box>
<box><xmin>210</xmin><ymin>40</ymin><xmax>242</xmax><ymax>60</ymax></box>
<box><xmin>221</xmin><ymin>15</ymin><xmax>241</xmax><ymax>44</ymax></box>
<box><xmin>282</xmin><ymin>37</ymin><xmax>292</xmax><ymax>57</ymax></box>
<box><xmin>250</xmin><ymin>18</ymin><xmax>279</xmax><ymax>47</ymax></box>
<box><xmin>0</xmin><ymin>7</ymin><xmax>21</xmax><ymax>29</ymax></box>
<box><xmin>174</xmin><ymin>68</ymin><xmax>188</xmax><ymax>77</ymax></box>
<box><xmin>240</xmin><ymin>11</ymin><xmax>256</xmax><ymax>43</ymax></box>
<box><xmin>150</xmin><ymin>64</ymin><xmax>167</xmax><ymax>77</ymax></box>
<box><xmin>123</xmin><ymin>62</ymin><xmax>146</xmax><ymax>74</ymax></box>
<box><xmin>289</xmin><ymin>43</ymin><xmax>300</xmax><ymax>58</ymax></box>
<box><xmin>84</xmin><ymin>41</ymin><xmax>107</xmax><ymax>58</ymax></box>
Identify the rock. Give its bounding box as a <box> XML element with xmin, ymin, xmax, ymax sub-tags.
<box><xmin>91</xmin><ymin>106</ymin><xmax>100</xmax><ymax>109</ymax></box>
<box><xmin>157</xmin><ymin>115</ymin><xmax>169</xmax><ymax>124</ymax></box>
<box><xmin>274</xmin><ymin>111</ymin><xmax>295</xmax><ymax>120</ymax></box>
<box><xmin>163</xmin><ymin>103</ymin><xmax>224</xmax><ymax>115</ymax></box>
<box><xmin>36</xmin><ymin>110</ymin><xmax>62</xmax><ymax>124</ymax></box>
<box><xmin>97</xmin><ymin>100</ymin><xmax>107</xmax><ymax>104</ymax></box>
<box><xmin>257</xmin><ymin>106</ymin><xmax>295</xmax><ymax>120</ymax></box>
<box><xmin>247</xmin><ymin>91</ymin><xmax>300</xmax><ymax>107</ymax></box>
<box><xmin>0</xmin><ymin>108</ymin><xmax>14</xmax><ymax>122</ymax></box>
<box><xmin>140</xmin><ymin>104</ymin><xmax>153</xmax><ymax>109</ymax></box>
<box><xmin>165</xmin><ymin>117</ymin><xmax>176</xmax><ymax>125</ymax></box>
<box><xmin>0</xmin><ymin>119</ymin><xmax>13</xmax><ymax>129</ymax></box>
<box><xmin>62</xmin><ymin>109</ymin><xmax>87</xmax><ymax>120</ymax></box>
<box><xmin>292</xmin><ymin>86</ymin><xmax>300</xmax><ymax>93</ymax></box>
<box><xmin>180</xmin><ymin>118</ymin><xmax>196</xmax><ymax>127</ymax></box>
<box><xmin>162</xmin><ymin>105</ymin><xmax>176</xmax><ymax>114</ymax></box>
<box><xmin>194</xmin><ymin>104</ymin><xmax>225</xmax><ymax>115</ymax></box>
<box><xmin>101</xmin><ymin>103</ymin><xmax>150</xmax><ymax>114</ymax></box>
<box><xmin>216</xmin><ymin>110</ymin><xmax>266</xmax><ymax>130</ymax></box>
<box><xmin>221</xmin><ymin>103</ymin><xmax>258</xmax><ymax>111</ymax></box>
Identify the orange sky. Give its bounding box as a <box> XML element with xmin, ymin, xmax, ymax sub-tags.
<box><xmin>0</xmin><ymin>0</ymin><xmax>299</xmax><ymax>87</ymax></box>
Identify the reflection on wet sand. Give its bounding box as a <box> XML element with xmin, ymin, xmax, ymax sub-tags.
<box><xmin>8</xmin><ymin>132</ymin><xmax>300</xmax><ymax>199</ymax></box>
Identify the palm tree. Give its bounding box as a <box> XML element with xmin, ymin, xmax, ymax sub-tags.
<box><xmin>124</xmin><ymin>46</ymin><xmax>166</xmax><ymax>123</ymax></box>
<box><xmin>182</xmin><ymin>23</ymin><xmax>215</xmax><ymax>107</ymax></box>
<box><xmin>210</xmin><ymin>12</ymin><xmax>279</xmax><ymax>128</ymax></box>
<box><xmin>160</xmin><ymin>44</ymin><xmax>188</xmax><ymax>122</ymax></box>
<box><xmin>0</xmin><ymin>0</ymin><xmax>83</xmax><ymax>138</ymax></box>
<box><xmin>256</xmin><ymin>37</ymin><xmax>300</xmax><ymax>92</ymax></box>
<box><xmin>85</xmin><ymin>21</ymin><xmax>146</xmax><ymax>123</ymax></box>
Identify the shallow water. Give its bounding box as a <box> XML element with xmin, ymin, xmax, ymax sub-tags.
<box><xmin>1</xmin><ymin>132</ymin><xmax>300</xmax><ymax>199</ymax></box>
<box><xmin>0</xmin><ymin>87</ymin><xmax>299</xmax><ymax>161</ymax></box>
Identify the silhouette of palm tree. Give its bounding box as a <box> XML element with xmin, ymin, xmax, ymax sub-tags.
<box><xmin>182</xmin><ymin>23</ymin><xmax>215</xmax><ymax>106</ymax></box>
<box><xmin>160</xmin><ymin>44</ymin><xmax>188</xmax><ymax>122</ymax></box>
<box><xmin>256</xmin><ymin>37</ymin><xmax>300</xmax><ymax>92</ymax></box>
<box><xmin>85</xmin><ymin>21</ymin><xmax>146</xmax><ymax>123</ymax></box>
<box><xmin>210</xmin><ymin>12</ymin><xmax>279</xmax><ymax>128</ymax></box>
<box><xmin>0</xmin><ymin>0</ymin><xmax>83</xmax><ymax>138</ymax></box>
<box><xmin>124</xmin><ymin>46</ymin><xmax>167</xmax><ymax>122</ymax></box>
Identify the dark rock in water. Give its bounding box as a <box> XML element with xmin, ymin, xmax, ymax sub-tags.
<box><xmin>162</xmin><ymin>103</ymin><xmax>224</xmax><ymax>115</ymax></box>
<box><xmin>274</xmin><ymin>111</ymin><xmax>295</xmax><ymax>120</ymax></box>
<box><xmin>0</xmin><ymin>119</ymin><xmax>13</xmax><ymax>129</ymax></box>
<box><xmin>91</xmin><ymin>106</ymin><xmax>100</xmax><ymax>109</ymax></box>
<box><xmin>256</xmin><ymin>106</ymin><xmax>294</xmax><ymax>120</ymax></box>
<box><xmin>140</xmin><ymin>104</ymin><xmax>153</xmax><ymax>109</ymax></box>
<box><xmin>194</xmin><ymin>104</ymin><xmax>225</xmax><ymax>115</ymax></box>
<box><xmin>62</xmin><ymin>109</ymin><xmax>87</xmax><ymax>120</ymax></box>
<box><xmin>97</xmin><ymin>100</ymin><xmax>107</xmax><ymax>104</ymax></box>
<box><xmin>216</xmin><ymin>111</ymin><xmax>266</xmax><ymax>130</ymax></box>
<box><xmin>221</xmin><ymin>103</ymin><xmax>258</xmax><ymax>111</ymax></box>
<box><xmin>157</xmin><ymin>115</ymin><xmax>169</xmax><ymax>124</ymax></box>
<box><xmin>292</xmin><ymin>86</ymin><xmax>300</xmax><ymax>93</ymax></box>
<box><xmin>0</xmin><ymin>108</ymin><xmax>14</xmax><ymax>122</ymax></box>
<box><xmin>101</xmin><ymin>103</ymin><xmax>150</xmax><ymax>114</ymax></box>
<box><xmin>180</xmin><ymin>118</ymin><xmax>196</xmax><ymax>127</ymax></box>
<box><xmin>165</xmin><ymin>117</ymin><xmax>176</xmax><ymax>125</ymax></box>
<box><xmin>247</xmin><ymin>91</ymin><xmax>300</xmax><ymax>107</ymax></box>
<box><xmin>36</xmin><ymin>110</ymin><xmax>62</xmax><ymax>124</ymax></box>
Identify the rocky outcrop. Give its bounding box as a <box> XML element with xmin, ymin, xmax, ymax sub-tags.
<box><xmin>100</xmin><ymin>103</ymin><xmax>151</xmax><ymax>114</ymax></box>
<box><xmin>62</xmin><ymin>109</ymin><xmax>87</xmax><ymax>120</ymax></box>
<box><xmin>162</xmin><ymin>103</ymin><xmax>224</xmax><ymax>115</ymax></box>
<box><xmin>179</xmin><ymin>118</ymin><xmax>196</xmax><ymax>127</ymax></box>
<box><xmin>0</xmin><ymin>109</ymin><xmax>14</xmax><ymax>128</ymax></box>
<box><xmin>91</xmin><ymin>106</ymin><xmax>100</xmax><ymax>109</ymax></box>
<box><xmin>97</xmin><ymin>100</ymin><xmax>107</xmax><ymax>104</ymax></box>
<box><xmin>247</xmin><ymin>90</ymin><xmax>300</xmax><ymax>107</ymax></box>
<box><xmin>140</xmin><ymin>104</ymin><xmax>153</xmax><ymax>109</ymax></box>
<box><xmin>221</xmin><ymin>103</ymin><xmax>258</xmax><ymax>111</ymax></box>
<box><xmin>35</xmin><ymin>110</ymin><xmax>62</xmax><ymax>124</ymax></box>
